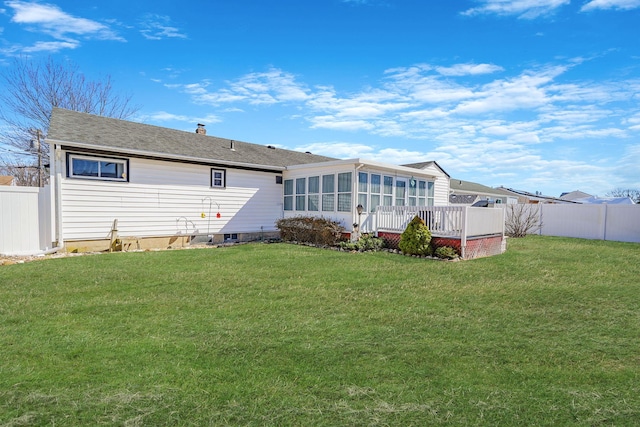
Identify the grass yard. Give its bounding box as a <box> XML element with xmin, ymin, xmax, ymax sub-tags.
<box><xmin>1</xmin><ymin>236</ymin><xmax>639</xmax><ymax>426</ymax></box>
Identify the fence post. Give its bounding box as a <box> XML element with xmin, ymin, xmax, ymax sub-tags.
<box><xmin>602</xmin><ymin>204</ymin><xmax>608</xmax><ymax>241</ymax></box>
<box><xmin>461</xmin><ymin>206</ymin><xmax>468</xmax><ymax>259</ymax></box>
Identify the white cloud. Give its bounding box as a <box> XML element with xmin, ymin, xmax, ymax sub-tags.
<box><xmin>462</xmin><ymin>0</ymin><xmax>570</xmax><ymax>19</ymax></box>
<box><xmin>294</xmin><ymin>142</ymin><xmax>375</xmax><ymax>158</ymax></box>
<box><xmin>139</xmin><ymin>14</ymin><xmax>187</xmax><ymax>40</ymax></box>
<box><xmin>452</xmin><ymin>67</ymin><xmax>566</xmax><ymax>114</ymax></box>
<box><xmin>435</xmin><ymin>63</ymin><xmax>504</xmax><ymax>76</ymax></box>
<box><xmin>7</xmin><ymin>1</ymin><xmax>122</xmax><ymax>40</ymax></box>
<box><xmin>21</xmin><ymin>40</ymin><xmax>79</xmax><ymax>52</ymax></box>
<box><xmin>139</xmin><ymin>111</ymin><xmax>221</xmax><ymax>125</ymax></box>
<box><xmin>174</xmin><ymin>68</ymin><xmax>310</xmax><ymax>106</ymax></box>
<box><xmin>4</xmin><ymin>1</ymin><xmax>122</xmax><ymax>53</ymax></box>
<box><xmin>162</xmin><ymin>61</ymin><xmax>638</xmax><ymax>194</ymax></box>
<box><xmin>581</xmin><ymin>0</ymin><xmax>640</xmax><ymax>11</ymax></box>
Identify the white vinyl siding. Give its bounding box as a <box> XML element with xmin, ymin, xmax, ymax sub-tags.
<box><xmin>60</xmin><ymin>157</ymin><xmax>283</xmax><ymax>241</ymax></box>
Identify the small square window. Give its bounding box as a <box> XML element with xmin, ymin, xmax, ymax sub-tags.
<box><xmin>211</xmin><ymin>169</ymin><xmax>226</xmax><ymax>188</ymax></box>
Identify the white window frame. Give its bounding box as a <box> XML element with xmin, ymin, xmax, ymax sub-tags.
<box><xmin>211</xmin><ymin>169</ymin><xmax>226</xmax><ymax>188</ymax></box>
<box><xmin>68</xmin><ymin>154</ymin><xmax>128</xmax><ymax>182</ymax></box>
<box><xmin>283</xmin><ymin>179</ymin><xmax>294</xmax><ymax>211</ymax></box>
<box><xmin>308</xmin><ymin>176</ymin><xmax>320</xmax><ymax>212</ymax></box>
<box><xmin>295</xmin><ymin>177</ymin><xmax>306</xmax><ymax>211</ymax></box>
<box><xmin>322</xmin><ymin>174</ymin><xmax>335</xmax><ymax>212</ymax></box>
<box><xmin>337</xmin><ymin>172</ymin><xmax>352</xmax><ymax>212</ymax></box>
<box><xmin>357</xmin><ymin>172</ymin><xmax>368</xmax><ymax>213</ymax></box>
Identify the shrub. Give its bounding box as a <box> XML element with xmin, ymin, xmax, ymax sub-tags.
<box><xmin>338</xmin><ymin>233</ymin><xmax>385</xmax><ymax>252</ymax></box>
<box><xmin>398</xmin><ymin>215</ymin><xmax>432</xmax><ymax>256</ymax></box>
<box><xmin>434</xmin><ymin>246</ymin><xmax>458</xmax><ymax>259</ymax></box>
<box><xmin>505</xmin><ymin>204</ymin><xmax>542</xmax><ymax>238</ymax></box>
<box><xmin>275</xmin><ymin>216</ymin><xmax>345</xmax><ymax>246</ymax></box>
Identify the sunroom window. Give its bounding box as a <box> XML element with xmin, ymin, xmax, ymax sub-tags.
<box><xmin>337</xmin><ymin>172</ymin><xmax>352</xmax><ymax>212</ymax></box>
<box><xmin>283</xmin><ymin>179</ymin><xmax>294</xmax><ymax>211</ymax></box>
<box><xmin>69</xmin><ymin>154</ymin><xmax>128</xmax><ymax>181</ymax></box>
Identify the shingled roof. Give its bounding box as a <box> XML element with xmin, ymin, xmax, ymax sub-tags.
<box><xmin>47</xmin><ymin>108</ymin><xmax>336</xmax><ymax>169</ymax></box>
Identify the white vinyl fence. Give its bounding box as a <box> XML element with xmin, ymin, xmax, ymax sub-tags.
<box><xmin>518</xmin><ymin>204</ymin><xmax>640</xmax><ymax>243</ymax></box>
<box><xmin>0</xmin><ymin>186</ymin><xmax>52</xmax><ymax>256</ymax></box>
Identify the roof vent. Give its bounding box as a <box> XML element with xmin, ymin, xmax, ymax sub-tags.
<box><xmin>305</xmin><ymin>151</ymin><xmax>312</xmax><ymax>154</ymax></box>
<box><xmin>267</xmin><ymin>145</ymin><xmax>275</xmax><ymax>149</ymax></box>
<box><xmin>230</xmin><ymin>140</ymin><xmax>235</xmax><ymax>151</ymax></box>
<box><xmin>196</xmin><ymin>123</ymin><xmax>206</xmax><ymax>135</ymax></box>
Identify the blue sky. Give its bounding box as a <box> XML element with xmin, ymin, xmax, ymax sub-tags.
<box><xmin>1</xmin><ymin>0</ymin><xmax>639</xmax><ymax>197</ymax></box>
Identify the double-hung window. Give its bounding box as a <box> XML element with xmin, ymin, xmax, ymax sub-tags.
<box><xmin>395</xmin><ymin>179</ymin><xmax>406</xmax><ymax>206</ymax></box>
<box><xmin>296</xmin><ymin>178</ymin><xmax>306</xmax><ymax>211</ymax></box>
<box><xmin>283</xmin><ymin>179</ymin><xmax>294</xmax><ymax>211</ymax></box>
<box><xmin>418</xmin><ymin>180</ymin><xmax>427</xmax><ymax>206</ymax></box>
<box><xmin>408</xmin><ymin>178</ymin><xmax>418</xmax><ymax>206</ymax></box>
<box><xmin>337</xmin><ymin>172</ymin><xmax>352</xmax><ymax>212</ymax></box>
<box><xmin>383</xmin><ymin>176</ymin><xmax>393</xmax><ymax>206</ymax></box>
<box><xmin>68</xmin><ymin>154</ymin><xmax>128</xmax><ymax>181</ymax></box>
<box><xmin>357</xmin><ymin>172</ymin><xmax>368</xmax><ymax>213</ymax></box>
<box><xmin>427</xmin><ymin>181</ymin><xmax>435</xmax><ymax>206</ymax></box>
<box><xmin>370</xmin><ymin>174</ymin><xmax>381</xmax><ymax>212</ymax></box>
<box><xmin>322</xmin><ymin>174</ymin><xmax>335</xmax><ymax>211</ymax></box>
<box><xmin>308</xmin><ymin>176</ymin><xmax>320</xmax><ymax>211</ymax></box>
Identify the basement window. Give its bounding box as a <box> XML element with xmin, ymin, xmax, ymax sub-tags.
<box><xmin>68</xmin><ymin>154</ymin><xmax>128</xmax><ymax>181</ymax></box>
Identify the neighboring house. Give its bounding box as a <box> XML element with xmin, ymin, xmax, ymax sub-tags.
<box><xmin>46</xmin><ymin>108</ymin><xmax>451</xmax><ymax>251</ymax></box>
<box><xmin>449</xmin><ymin>179</ymin><xmax>518</xmax><ymax>205</ymax></box>
<box><xmin>0</xmin><ymin>176</ymin><xmax>15</xmax><ymax>186</ymax></box>
<box><xmin>560</xmin><ymin>190</ymin><xmax>635</xmax><ymax>205</ymax></box>
<box><xmin>494</xmin><ymin>187</ymin><xmax>576</xmax><ymax>204</ymax></box>
<box><xmin>559</xmin><ymin>190</ymin><xmax>592</xmax><ymax>202</ymax></box>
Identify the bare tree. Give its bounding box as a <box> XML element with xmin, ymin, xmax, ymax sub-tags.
<box><xmin>505</xmin><ymin>204</ymin><xmax>542</xmax><ymax>238</ymax></box>
<box><xmin>0</xmin><ymin>161</ymin><xmax>40</xmax><ymax>187</ymax></box>
<box><xmin>606</xmin><ymin>188</ymin><xmax>640</xmax><ymax>203</ymax></box>
<box><xmin>0</xmin><ymin>56</ymin><xmax>139</xmax><ymax>185</ymax></box>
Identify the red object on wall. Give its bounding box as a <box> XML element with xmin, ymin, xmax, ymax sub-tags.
<box><xmin>216</xmin><ymin>212</ymin><xmax>221</xmax><ymax>218</ymax></box>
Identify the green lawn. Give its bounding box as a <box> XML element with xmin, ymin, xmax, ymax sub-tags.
<box><xmin>1</xmin><ymin>236</ymin><xmax>639</xmax><ymax>426</ymax></box>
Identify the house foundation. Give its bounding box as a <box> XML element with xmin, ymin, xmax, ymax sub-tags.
<box><xmin>377</xmin><ymin>232</ymin><xmax>505</xmax><ymax>260</ymax></box>
<box><xmin>63</xmin><ymin>231</ymin><xmax>281</xmax><ymax>253</ymax></box>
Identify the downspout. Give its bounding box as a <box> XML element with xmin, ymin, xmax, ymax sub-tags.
<box><xmin>354</xmin><ymin>163</ymin><xmax>365</xmax><ymax>235</ymax></box>
<box><xmin>27</xmin><ymin>143</ymin><xmax>64</xmax><ymax>256</ymax></box>
<box><xmin>51</xmin><ymin>143</ymin><xmax>64</xmax><ymax>253</ymax></box>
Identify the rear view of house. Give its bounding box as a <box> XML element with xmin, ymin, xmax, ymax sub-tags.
<box><xmin>45</xmin><ymin>108</ymin><xmax>452</xmax><ymax>252</ymax></box>
<box><xmin>47</xmin><ymin>108</ymin><xmax>336</xmax><ymax>251</ymax></box>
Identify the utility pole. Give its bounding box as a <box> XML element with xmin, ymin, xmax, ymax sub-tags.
<box><xmin>30</xmin><ymin>129</ymin><xmax>43</xmax><ymax>187</ymax></box>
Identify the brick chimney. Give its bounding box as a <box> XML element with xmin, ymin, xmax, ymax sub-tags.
<box><xmin>196</xmin><ymin>123</ymin><xmax>206</xmax><ymax>135</ymax></box>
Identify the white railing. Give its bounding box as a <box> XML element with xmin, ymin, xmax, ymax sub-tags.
<box><xmin>374</xmin><ymin>205</ymin><xmax>465</xmax><ymax>237</ymax></box>
<box><xmin>466</xmin><ymin>206</ymin><xmax>505</xmax><ymax>237</ymax></box>
<box><xmin>373</xmin><ymin>205</ymin><xmax>505</xmax><ymax>239</ymax></box>
<box><xmin>371</xmin><ymin>205</ymin><xmax>505</xmax><ymax>259</ymax></box>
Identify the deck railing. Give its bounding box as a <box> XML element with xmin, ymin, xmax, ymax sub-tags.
<box><xmin>371</xmin><ymin>205</ymin><xmax>504</xmax><ymax>241</ymax></box>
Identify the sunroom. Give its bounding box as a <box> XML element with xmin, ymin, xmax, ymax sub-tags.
<box><xmin>282</xmin><ymin>158</ymin><xmax>451</xmax><ymax>233</ymax></box>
